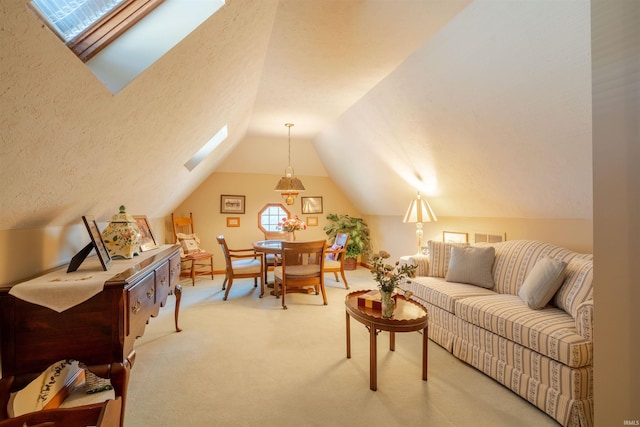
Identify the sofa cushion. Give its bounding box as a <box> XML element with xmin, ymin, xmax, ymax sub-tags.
<box><xmin>402</xmin><ymin>276</ymin><xmax>496</xmax><ymax>313</ymax></box>
<box><xmin>553</xmin><ymin>256</ymin><xmax>594</xmax><ymax>318</ymax></box>
<box><xmin>445</xmin><ymin>246</ymin><xmax>495</xmax><ymax>289</ymax></box>
<box><xmin>491</xmin><ymin>240</ymin><xmax>578</xmax><ymax>296</ymax></box>
<box><xmin>454</xmin><ymin>294</ymin><xmax>592</xmax><ymax>367</ymax></box>
<box><xmin>427</xmin><ymin>240</ymin><xmax>469</xmax><ymax>278</ymax></box>
<box><xmin>518</xmin><ymin>257</ymin><xmax>567</xmax><ymax>309</ymax></box>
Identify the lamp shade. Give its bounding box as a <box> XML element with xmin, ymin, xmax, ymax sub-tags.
<box><xmin>403</xmin><ymin>194</ymin><xmax>437</xmax><ymax>224</ymax></box>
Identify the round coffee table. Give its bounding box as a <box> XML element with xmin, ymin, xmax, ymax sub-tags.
<box><xmin>345</xmin><ymin>290</ymin><xmax>429</xmax><ymax>391</ymax></box>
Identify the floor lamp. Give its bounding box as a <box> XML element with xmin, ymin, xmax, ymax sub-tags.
<box><xmin>403</xmin><ymin>192</ymin><xmax>437</xmax><ymax>254</ymax></box>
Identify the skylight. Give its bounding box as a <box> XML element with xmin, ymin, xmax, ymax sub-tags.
<box><xmin>184</xmin><ymin>125</ymin><xmax>228</xmax><ymax>172</ymax></box>
<box><xmin>31</xmin><ymin>0</ymin><xmax>126</xmax><ymax>42</ymax></box>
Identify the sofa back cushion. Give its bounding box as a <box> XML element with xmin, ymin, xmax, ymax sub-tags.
<box><xmin>445</xmin><ymin>246</ymin><xmax>496</xmax><ymax>289</ymax></box>
<box><xmin>518</xmin><ymin>257</ymin><xmax>568</xmax><ymax>309</ymax></box>
<box><xmin>491</xmin><ymin>240</ymin><xmax>577</xmax><ymax>296</ymax></box>
<box><xmin>427</xmin><ymin>240</ymin><xmax>469</xmax><ymax>278</ymax></box>
<box><xmin>553</xmin><ymin>255</ymin><xmax>593</xmax><ymax>318</ymax></box>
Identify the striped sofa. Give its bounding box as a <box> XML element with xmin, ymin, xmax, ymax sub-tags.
<box><xmin>400</xmin><ymin>240</ymin><xmax>593</xmax><ymax>427</ymax></box>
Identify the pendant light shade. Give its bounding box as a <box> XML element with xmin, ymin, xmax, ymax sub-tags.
<box><xmin>275</xmin><ymin>123</ymin><xmax>305</xmax><ymax>205</ymax></box>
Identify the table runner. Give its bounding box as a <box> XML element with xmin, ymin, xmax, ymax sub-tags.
<box><xmin>9</xmin><ymin>246</ymin><xmax>171</xmax><ymax>313</ymax></box>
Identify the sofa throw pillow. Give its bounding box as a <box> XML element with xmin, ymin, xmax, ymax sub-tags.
<box><xmin>326</xmin><ymin>243</ymin><xmax>343</xmax><ymax>261</ymax></box>
<box><xmin>176</xmin><ymin>232</ymin><xmax>201</xmax><ymax>255</ymax></box>
<box><xmin>445</xmin><ymin>246</ymin><xmax>496</xmax><ymax>289</ymax></box>
<box><xmin>519</xmin><ymin>257</ymin><xmax>567</xmax><ymax>310</ymax></box>
<box><xmin>427</xmin><ymin>240</ymin><xmax>470</xmax><ymax>278</ymax></box>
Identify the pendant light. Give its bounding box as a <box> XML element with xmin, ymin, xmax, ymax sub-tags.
<box><xmin>274</xmin><ymin>123</ymin><xmax>305</xmax><ymax>205</ymax></box>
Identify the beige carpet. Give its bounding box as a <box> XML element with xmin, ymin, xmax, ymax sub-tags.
<box><xmin>125</xmin><ymin>267</ymin><xmax>560</xmax><ymax>426</ymax></box>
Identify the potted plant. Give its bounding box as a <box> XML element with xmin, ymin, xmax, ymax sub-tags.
<box><xmin>323</xmin><ymin>213</ymin><xmax>372</xmax><ymax>270</ymax></box>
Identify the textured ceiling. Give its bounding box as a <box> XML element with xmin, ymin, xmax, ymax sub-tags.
<box><xmin>1</xmin><ymin>0</ymin><xmax>593</xmax><ymax>231</ymax></box>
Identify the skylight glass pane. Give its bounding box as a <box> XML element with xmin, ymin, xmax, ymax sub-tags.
<box><xmin>184</xmin><ymin>125</ymin><xmax>228</xmax><ymax>172</ymax></box>
<box><xmin>31</xmin><ymin>0</ymin><xmax>127</xmax><ymax>42</ymax></box>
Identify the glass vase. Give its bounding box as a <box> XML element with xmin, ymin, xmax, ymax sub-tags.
<box><xmin>287</xmin><ymin>231</ymin><xmax>296</xmax><ymax>241</ymax></box>
<box><xmin>380</xmin><ymin>290</ymin><xmax>395</xmax><ymax>318</ymax></box>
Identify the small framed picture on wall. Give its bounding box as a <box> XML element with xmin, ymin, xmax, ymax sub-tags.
<box><xmin>306</xmin><ymin>216</ymin><xmax>318</xmax><ymax>226</ymax></box>
<box><xmin>301</xmin><ymin>196</ymin><xmax>323</xmax><ymax>214</ymax></box>
<box><xmin>443</xmin><ymin>231</ymin><xmax>468</xmax><ymax>243</ymax></box>
<box><xmin>226</xmin><ymin>217</ymin><xmax>240</xmax><ymax>227</ymax></box>
<box><xmin>221</xmin><ymin>195</ymin><xmax>245</xmax><ymax>214</ymax></box>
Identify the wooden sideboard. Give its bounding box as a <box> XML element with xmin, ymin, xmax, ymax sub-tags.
<box><xmin>0</xmin><ymin>244</ymin><xmax>182</xmax><ymax>426</ymax></box>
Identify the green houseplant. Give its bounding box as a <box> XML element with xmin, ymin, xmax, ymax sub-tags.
<box><xmin>323</xmin><ymin>213</ymin><xmax>372</xmax><ymax>270</ymax></box>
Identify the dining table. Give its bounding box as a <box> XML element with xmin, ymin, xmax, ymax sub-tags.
<box><xmin>252</xmin><ymin>239</ymin><xmax>285</xmax><ymax>285</ymax></box>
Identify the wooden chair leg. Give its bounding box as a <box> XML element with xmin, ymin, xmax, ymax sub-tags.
<box><xmin>209</xmin><ymin>257</ymin><xmax>214</xmax><ymax>280</ymax></box>
<box><xmin>223</xmin><ymin>278</ymin><xmax>233</xmax><ymax>301</ymax></box>
<box><xmin>281</xmin><ymin>281</ymin><xmax>287</xmax><ymax>310</ymax></box>
<box><xmin>190</xmin><ymin>260</ymin><xmax>196</xmax><ymax>286</ymax></box>
<box><xmin>340</xmin><ymin>270</ymin><xmax>349</xmax><ymax>289</ymax></box>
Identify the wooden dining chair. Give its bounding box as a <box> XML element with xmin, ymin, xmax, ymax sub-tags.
<box><xmin>216</xmin><ymin>235</ymin><xmax>265</xmax><ymax>300</ymax></box>
<box><xmin>323</xmin><ymin>232</ymin><xmax>350</xmax><ymax>289</ymax></box>
<box><xmin>273</xmin><ymin>240</ymin><xmax>327</xmax><ymax>310</ymax></box>
<box><xmin>171</xmin><ymin>212</ymin><xmax>214</xmax><ymax>286</ymax></box>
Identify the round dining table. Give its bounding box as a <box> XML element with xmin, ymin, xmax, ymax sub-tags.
<box><xmin>252</xmin><ymin>240</ymin><xmax>285</xmax><ymax>285</ymax></box>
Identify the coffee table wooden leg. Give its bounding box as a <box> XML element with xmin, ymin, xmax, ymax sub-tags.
<box><xmin>389</xmin><ymin>331</ymin><xmax>395</xmax><ymax>351</ymax></box>
<box><xmin>346</xmin><ymin>311</ymin><xmax>351</xmax><ymax>358</ymax></box>
<box><xmin>370</xmin><ymin>324</ymin><xmax>377</xmax><ymax>391</ymax></box>
<box><xmin>422</xmin><ymin>326</ymin><xmax>428</xmax><ymax>381</ymax></box>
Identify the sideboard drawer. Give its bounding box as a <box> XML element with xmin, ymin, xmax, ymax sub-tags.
<box><xmin>127</xmin><ymin>272</ymin><xmax>156</xmax><ymax>339</ymax></box>
<box><xmin>155</xmin><ymin>260</ymin><xmax>170</xmax><ymax>304</ymax></box>
<box><xmin>169</xmin><ymin>253</ymin><xmax>180</xmax><ymax>288</ymax></box>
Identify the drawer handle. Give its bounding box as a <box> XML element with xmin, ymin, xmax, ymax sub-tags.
<box><xmin>160</xmin><ymin>277</ymin><xmax>167</xmax><ymax>286</ymax></box>
<box><xmin>132</xmin><ymin>299</ymin><xmax>141</xmax><ymax>314</ymax></box>
<box><xmin>147</xmin><ymin>288</ymin><xmax>155</xmax><ymax>299</ymax></box>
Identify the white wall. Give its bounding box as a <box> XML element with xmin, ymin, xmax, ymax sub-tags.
<box><xmin>592</xmin><ymin>1</ymin><xmax>640</xmax><ymax>424</ymax></box>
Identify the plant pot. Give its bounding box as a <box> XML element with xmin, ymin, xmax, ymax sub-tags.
<box><xmin>344</xmin><ymin>257</ymin><xmax>357</xmax><ymax>270</ymax></box>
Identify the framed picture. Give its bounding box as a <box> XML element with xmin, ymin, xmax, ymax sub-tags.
<box><xmin>82</xmin><ymin>215</ymin><xmax>112</xmax><ymax>270</ymax></box>
<box><xmin>443</xmin><ymin>231</ymin><xmax>469</xmax><ymax>243</ymax></box>
<box><xmin>301</xmin><ymin>196</ymin><xmax>323</xmax><ymax>214</ymax></box>
<box><xmin>133</xmin><ymin>215</ymin><xmax>159</xmax><ymax>251</ymax></box>
<box><xmin>306</xmin><ymin>216</ymin><xmax>318</xmax><ymax>226</ymax></box>
<box><xmin>226</xmin><ymin>217</ymin><xmax>240</xmax><ymax>227</ymax></box>
<box><xmin>221</xmin><ymin>195</ymin><xmax>245</xmax><ymax>214</ymax></box>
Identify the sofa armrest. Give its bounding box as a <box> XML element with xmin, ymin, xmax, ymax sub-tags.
<box><xmin>399</xmin><ymin>255</ymin><xmax>430</xmax><ymax>277</ymax></box>
<box><xmin>575</xmin><ymin>299</ymin><xmax>594</xmax><ymax>340</ymax></box>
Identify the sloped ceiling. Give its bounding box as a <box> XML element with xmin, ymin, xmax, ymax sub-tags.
<box><xmin>1</xmin><ymin>0</ymin><xmax>592</xmax><ymax>232</ymax></box>
<box><xmin>317</xmin><ymin>0</ymin><xmax>593</xmax><ymax>218</ymax></box>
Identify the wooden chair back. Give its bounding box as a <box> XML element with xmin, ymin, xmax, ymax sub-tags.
<box><xmin>323</xmin><ymin>232</ymin><xmax>350</xmax><ymax>289</ymax></box>
<box><xmin>275</xmin><ymin>240</ymin><xmax>327</xmax><ymax>309</ymax></box>
<box><xmin>264</xmin><ymin>231</ymin><xmax>288</xmax><ymax>241</ymax></box>
<box><xmin>171</xmin><ymin>212</ymin><xmax>196</xmax><ymax>241</ymax></box>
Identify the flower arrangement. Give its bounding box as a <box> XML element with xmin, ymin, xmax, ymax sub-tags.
<box><xmin>278</xmin><ymin>215</ymin><xmax>307</xmax><ymax>232</ymax></box>
<box><xmin>369</xmin><ymin>250</ymin><xmax>416</xmax><ymax>293</ymax></box>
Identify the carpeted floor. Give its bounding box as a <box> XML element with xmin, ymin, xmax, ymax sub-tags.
<box><xmin>125</xmin><ymin>267</ymin><xmax>560</xmax><ymax>426</ymax></box>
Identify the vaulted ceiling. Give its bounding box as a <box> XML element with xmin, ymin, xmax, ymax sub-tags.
<box><xmin>1</xmin><ymin>0</ymin><xmax>592</xmax><ymax>231</ymax></box>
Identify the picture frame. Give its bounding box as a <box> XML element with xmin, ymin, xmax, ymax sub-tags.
<box><xmin>226</xmin><ymin>217</ymin><xmax>240</xmax><ymax>227</ymax></box>
<box><xmin>443</xmin><ymin>231</ymin><xmax>469</xmax><ymax>243</ymax></box>
<box><xmin>301</xmin><ymin>196</ymin><xmax>323</xmax><ymax>214</ymax></box>
<box><xmin>68</xmin><ymin>215</ymin><xmax>112</xmax><ymax>272</ymax></box>
<box><xmin>220</xmin><ymin>195</ymin><xmax>245</xmax><ymax>214</ymax></box>
<box><xmin>306</xmin><ymin>216</ymin><xmax>318</xmax><ymax>227</ymax></box>
<box><xmin>133</xmin><ymin>215</ymin><xmax>159</xmax><ymax>251</ymax></box>
<box><xmin>84</xmin><ymin>215</ymin><xmax>112</xmax><ymax>270</ymax></box>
